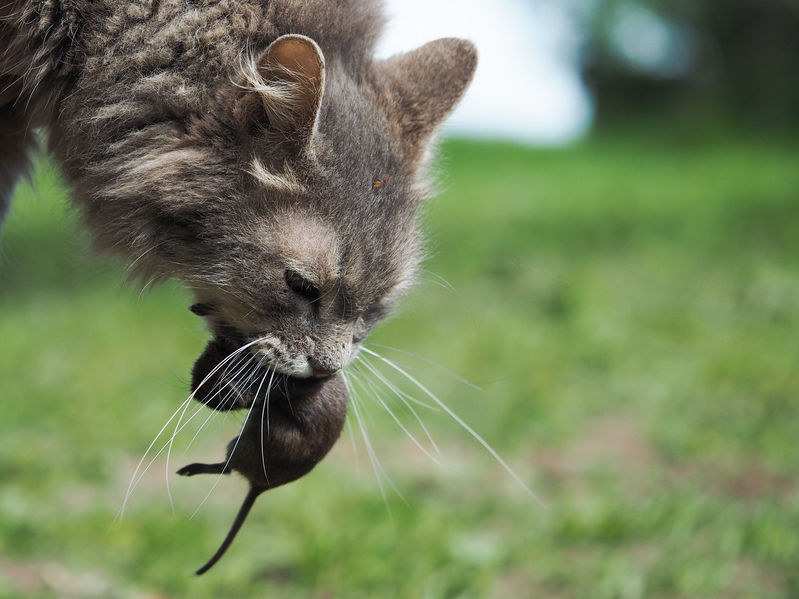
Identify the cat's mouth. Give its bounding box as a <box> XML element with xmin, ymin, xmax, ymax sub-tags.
<box><xmin>190</xmin><ymin>335</ymin><xmax>331</xmax><ymax>412</ymax></box>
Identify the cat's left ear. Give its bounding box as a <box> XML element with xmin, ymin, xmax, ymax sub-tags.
<box><xmin>376</xmin><ymin>38</ymin><xmax>477</xmax><ymax>160</ymax></box>
<box><xmin>235</xmin><ymin>34</ymin><xmax>325</xmax><ymax>147</ymax></box>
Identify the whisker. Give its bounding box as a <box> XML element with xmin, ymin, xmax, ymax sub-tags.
<box><xmin>341</xmin><ymin>373</ymin><xmax>391</xmax><ymax>513</ymax></box>
<box><xmin>354</xmin><ymin>355</ymin><xmax>441</xmax><ymax>454</ymax></box>
<box><xmin>259</xmin><ymin>370</ymin><xmax>276</xmax><ymax>480</ymax></box>
<box><xmin>188</xmin><ymin>350</ymin><xmax>272</xmax><ymax>450</ymax></box>
<box><xmin>191</xmin><ymin>392</ymin><xmax>260</xmax><ymax>518</ymax></box>
<box><xmin>366</xmin><ymin>343</ymin><xmax>481</xmax><ymax>391</ymax></box>
<box><xmin>352</xmin><ymin>356</ymin><xmax>438</xmax><ymax>413</ymax></box>
<box><xmin>183</xmin><ymin>353</ymin><xmax>265</xmax><ymax>454</ymax></box>
<box><xmin>117</xmin><ymin>393</ymin><xmax>194</xmax><ymax>520</ymax></box>
<box><xmin>355</xmin><ymin>353</ymin><xmax>438</xmax><ymax>418</ymax></box>
<box><xmin>344</xmin><ymin>383</ymin><xmax>392</xmax><ymax>520</ymax></box>
<box><xmin>164</xmin><ymin>383</ymin><xmax>199</xmax><ymax>514</ymax></box>
<box><xmin>343</xmin><ymin>372</ymin><xmax>407</xmax><ymax>510</ymax></box>
<box><xmin>422</xmin><ymin>269</ymin><xmax>459</xmax><ymax>294</ymax></box>
<box><xmin>349</xmin><ymin>366</ymin><xmax>441</xmax><ymax>466</ymax></box>
<box><xmin>345</xmin><ymin>417</ymin><xmax>361</xmax><ymax>478</ymax></box>
<box><xmin>281</xmin><ymin>375</ymin><xmax>293</xmax><ymax>417</ymax></box>
<box><xmin>360</xmin><ymin>347</ymin><xmax>547</xmax><ymax>508</ymax></box>
<box><xmin>118</xmin><ymin>338</ymin><xmax>264</xmax><ymax>518</ymax></box>
<box><xmin>132</xmin><ymin>353</ymin><xmax>258</xmax><ymax>501</ymax></box>
<box><xmin>164</xmin><ymin>352</ymin><xmax>260</xmax><ymax>511</ymax></box>
<box><xmin>419</xmin><ymin>275</ymin><xmax>458</xmax><ymax>295</ymax></box>
<box><xmin>227</xmin><ymin>351</ymin><xmax>269</xmax><ymax>403</ymax></box>
<box><xmin>171</xmin><ymin>352</ymin><xmax>253</xmax><ymax>450</ymax></box>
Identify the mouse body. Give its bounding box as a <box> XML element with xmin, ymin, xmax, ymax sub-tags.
<box><xmin>179</xmin><ymin>374</ymin><xmax>348</xmax><ymax>575</ymax></box>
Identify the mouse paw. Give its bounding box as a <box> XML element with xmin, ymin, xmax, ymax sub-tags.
<box><xmin>177</xmin><ymin>462</ymin><xmax>227</xmax><ymax>476</ymax></box>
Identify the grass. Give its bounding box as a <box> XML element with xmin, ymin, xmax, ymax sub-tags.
<box><xmin>1</xmin><ymin>129</ymin><xmax>798</xmax><ymax>598</ymax></box>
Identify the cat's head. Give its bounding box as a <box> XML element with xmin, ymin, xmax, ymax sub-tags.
<box><xmin>124</xmin><ymin>35</ymin><xmax>476</xmax><ymax>404</ymax></box>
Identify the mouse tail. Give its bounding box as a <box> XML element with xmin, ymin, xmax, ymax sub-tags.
<box><xmin>195</xmin><ymin>486</ymin><xmax>261</xmax><ymax>576</ymax></box>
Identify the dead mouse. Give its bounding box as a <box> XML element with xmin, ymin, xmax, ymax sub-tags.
<box><xmin>178</xmin><ymin>373</ymin><xmax>348</xmax><ymax>575</ymax></box>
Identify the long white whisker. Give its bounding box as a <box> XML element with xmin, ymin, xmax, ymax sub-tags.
<box><xmin>349</xmin><ymin>367</ymin><xmax>441</xmax><ymax>466</ymax></box>
<box><xmin>226</xmin><ymin>351</ymin><xmax>268</xmax><ymax>405</ymax></box>
<box><xmin>344</xmin><ymin>373</ymin><xmax>407</xmax><ymax>509</ymax></box>
<box><xmin>259</xmin><ymin>370</ymin><xmax>276</xmax><ymax>480</ymax></box>
<box><xmin>211</xmin><ymin>355</ymin><xmax>271</xmax><ymax>444</ymax></box>
<box><xmin>132</xmin><ymin>354</ymin><xmax>258</xmax><ymax>498</ymax></box>
<box><xmin>168</xmin><ymin>352</ymin><xmax>253</xmax><ymax>461</ymax></box>
<box><xmin>125</xmin><ymin>240</ymin><xmax>168</xmax><ymax>275</ymax></box>
<box><xmin>353</xmin><ymin>354</ymin><xmax>438</xmax><ymax>412</ymax></box>
<box><xmin>419</xmin><ymin>276</ymin><xmax>455</xmax><ymax>293</ymax></box>
<box><xmin>355</xmin><ymin>356</ymin><xmax>441</xmax><ymax>454</ymax></box>
<box><xmin>345</xmin><ymin>417</ymin><xmax>361</xmax><ymax>478</ymax></box>
<box><xmin>191</xmin><ymin>395</ymin><xmax>259</xmax><ymax>518</ymax></box>
<box><xmin>182</xmin><ymin>351</ymin><xmax>268</xmax><ymax>458</ymax></box>
<box><xmin>342</xmin><ymin>373</ymin><xmax>390</xmax><ymax>512</ymax></box>
<box><xmin>118</xmin><ymin>338</ymin><xmax>263</xmax><ymax>518</ymax></box>
<box><xmin>366</xmin><ymin>343</ymin><xmax>481</xmax><ymax>391</ymax></box>
<box><xmin>181</xmin><ymin>400</ymin><xmax>222</xmax><ymax>457</ymax></box>
<box><xmin>183</xmin><ymin>353</ymin><xmax>264</xmax><ymax>454</ymax></box>
<box><xmin>163</xmin><ymin>352</ymin><xmax>258</xmax><ymax>512</ymax></box>
<box><xmin>164</xmin><ymin>385</ymin><xmax>197</xmax><ymax>514</ymax></box>
<box><xmin>117</xmin><ymin>393</ymin><xmax>194</xmax><ymax>520</ymax></box>
<box><xmin>360</xmin><ymin>347</ymin><xmax>547</xmax><ymax>508</ymax></box>
<box><xmin>422</xmin><ymin>269</ymin><xmax>459</xmax><ymax>294</ymax></box>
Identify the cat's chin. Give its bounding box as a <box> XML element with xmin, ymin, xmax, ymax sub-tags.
<box><xmin>190</xmin><ymin>337</ymin><xmax>332</xmax><ymax>412</ymax></box>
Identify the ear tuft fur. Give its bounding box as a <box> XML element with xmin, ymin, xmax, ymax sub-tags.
<box><xmin>234</xmin><ymin>35</ymin><xmax>325</xmax><ymax>146</ymax></box>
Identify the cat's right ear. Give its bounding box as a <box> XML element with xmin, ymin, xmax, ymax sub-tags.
<box><xmin>234</xmin><ymin>35</ymin><xmax>325</xmax><ymax>148</ymax></box>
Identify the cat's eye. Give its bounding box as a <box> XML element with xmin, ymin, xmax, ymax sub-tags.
<box><xmin>285</xmin><ymin>270</ymin><xmax>321</xmax><ymax>304</ymax></box>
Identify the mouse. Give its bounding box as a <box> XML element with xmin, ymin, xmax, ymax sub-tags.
<box><xmin>178</xmin><ymin>373</ymin><xmax>348</xmax><ymax>575</ymax></box>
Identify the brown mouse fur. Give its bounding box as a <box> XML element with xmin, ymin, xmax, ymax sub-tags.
<box><xmin>178</xmin><ymin>374</ymin><xmax>348</xmax><ymax>575</ymax></box>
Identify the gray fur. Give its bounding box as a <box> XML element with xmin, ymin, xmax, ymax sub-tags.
<box><xmin>0</xmin><ymin>0</ymin><xmax>477</xmax><ymax>379</ymax></box>
<box><xmin>0</xmin><ymin>104</ymin><xmax>34</xmax><ymax>231</ymax></box>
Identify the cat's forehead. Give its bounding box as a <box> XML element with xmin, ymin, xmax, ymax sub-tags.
<box><xmin>245</xmin><ymin>67</ymin><xmax>423</xmax><ymax>299</ymax></box>
<box><xmin>263</xmin><ymin>208</ymin><xmax>417</xmax><ymax>299</ymax></box>
<box><xmin>269</xmin><ymin>212</ymin><xmax>341</xmax><ymax>281</ymax></box>
<box><xmin>317</xmin><ymin>71</ymin><xmax>405</xmax><ymax>177</ymax></box>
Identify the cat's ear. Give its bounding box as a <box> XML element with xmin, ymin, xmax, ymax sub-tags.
<box><xmin>236</xmin><ymin>34</ymin><xmax>325</xmax><ymax>146</ymax></box>
<box><xmin>377</xmin><ymin>38</ymin><xmax>477</xmax><ymax>159</ymax></box>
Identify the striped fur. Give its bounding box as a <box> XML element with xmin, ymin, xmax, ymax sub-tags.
<box><xmin>0</xmin><ymin>0</ymin><xmax>477</xmax><ymax>379</ymax></box>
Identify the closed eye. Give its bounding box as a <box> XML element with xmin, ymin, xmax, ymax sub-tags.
<box><xmin>285</xmin><ymin>269</ymin><xmax>321</xmax><ymax>304</ymax></box>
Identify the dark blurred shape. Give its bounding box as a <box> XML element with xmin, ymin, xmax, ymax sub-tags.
<box><xmin>580</xmin><ymin>0</ymin><xmax>799</xmax><ymax>128</ymax></box>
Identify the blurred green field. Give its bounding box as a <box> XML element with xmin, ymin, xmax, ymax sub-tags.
<box><xmin>1</xmin><ymin>131</ymin><xmax>798</xmax><ymax>598</ymax></box>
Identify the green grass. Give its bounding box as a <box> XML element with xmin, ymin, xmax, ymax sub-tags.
<box><xmin>1</xmin><ymin>130</ymin><xmax>798</xmax><ymax>598</ymax></box>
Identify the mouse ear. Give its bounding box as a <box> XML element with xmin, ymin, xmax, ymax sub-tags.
<box><xmin>376</xmin><ymin>38</ymin><xmax>477</xmax><ymax>162</ymax></box>
<box><xmin>234</xmin><ymin>35</ymin><xmax>325</xmax><ymax>148</ymax></box>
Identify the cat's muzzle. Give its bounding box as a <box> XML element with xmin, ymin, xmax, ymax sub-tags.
<box><xmin>190</xmin><ymin>337</ymin><xmax>330</xmax><ymax>411</ymax></box>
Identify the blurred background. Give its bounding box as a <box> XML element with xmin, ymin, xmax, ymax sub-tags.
<box><xmin>1</xmin><ymin>0</ymin><xmax>798</xmax><ymax>597</ymax></box>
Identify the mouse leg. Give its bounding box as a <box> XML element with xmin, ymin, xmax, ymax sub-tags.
<box><xmin>177</xmin><ymin>462</ymin><xmax>231</xmax><ymax>477</ymax></box>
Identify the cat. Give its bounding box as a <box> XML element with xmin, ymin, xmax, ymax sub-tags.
<box><xmin>0</xmin><ymin>0</ymin><xmax>476</xmax><ymax>409</ymax></box>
